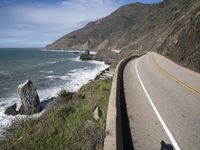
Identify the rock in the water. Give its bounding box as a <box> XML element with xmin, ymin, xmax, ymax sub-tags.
<box><xmin>80</xmin><ymin>53</ymin><xmax>96</xmax><ymax>61</ymax></box>
<box><xmin>80</xmin><ymin>50</ymin><xmax>96</xmax><ymax>61</ymax></box>
<box><xmin>4</xmin><ymin>103</ymin><xmax>18</xmax><ymax>116</ymax></box>
<box><xmin>93</xmin><ymin>107</ymin><xmax>102</xmax><ymax>120</ymax></box>
<box><xmin>17</xmin><ymin>80</ymin><xmax>41</xmax><ymax>115</ymax></box>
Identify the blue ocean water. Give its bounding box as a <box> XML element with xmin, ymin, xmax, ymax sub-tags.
<box><xmin>0</xmin><ymin>48</ymin><xmax>108</xmax><ymax>130</ymax></box>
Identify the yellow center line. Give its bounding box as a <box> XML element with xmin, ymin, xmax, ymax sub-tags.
<box><xmin>152</xmin><ymin>53</ymin><xmax>200</xmax><ymax>96</ymax></box>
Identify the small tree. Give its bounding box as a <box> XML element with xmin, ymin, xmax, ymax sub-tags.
<box><xmin>58</xmin><ymin>89</ymin><xmax>68</xmax><ymax>97</ymax></box>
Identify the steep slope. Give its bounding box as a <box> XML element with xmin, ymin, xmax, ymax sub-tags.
<box><xmin>158</xmin><ymin>2</ymin><xmax>200</xmax><ymax>72</ymax></box>
<box><xmin>47</xmin><ymin>0</ymin><xmax>200</xmax><ymax>71</ymax></box>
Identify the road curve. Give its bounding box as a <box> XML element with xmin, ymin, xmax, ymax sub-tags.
<box><xmin>123</xmin><ymin>52</ymin><xmax>200</xmax><ymax>150</ymax></box>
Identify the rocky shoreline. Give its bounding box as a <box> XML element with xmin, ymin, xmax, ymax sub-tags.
<box><xmin>3</xmin><ymin>48</ymin><xmax>137</xmax><ymax>119</ymax></box>
<box><xmin>2</xmin><ymin>57</ymin><xmax>112</xmax><ymax>139</ymax></box>
<box><xmin>0</xmin><ymin>77</ymin><xmax>112</xmax><ymax>149</ymax></box>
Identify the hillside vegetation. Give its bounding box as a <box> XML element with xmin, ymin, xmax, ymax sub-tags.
<box><xmin>47</xmin><ymin>0</ymin><xmax>200</xmax><ymax>71</ymax></box>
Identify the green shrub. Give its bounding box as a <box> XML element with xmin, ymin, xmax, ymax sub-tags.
<box><xmin>58</xmin><ymin>89</ymin><xmax>68</xmax><ymax>97</ymax></box>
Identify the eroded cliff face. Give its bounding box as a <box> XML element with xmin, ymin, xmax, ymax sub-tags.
<box><xmin>158</xmin><ymin>3</ymin><xmax>200</xmax><ymax>72</ymax></box>
<box><xmin>47</xmin><ymin>0</ymin><xmax>200</xmax><ymax>71</ymax></box>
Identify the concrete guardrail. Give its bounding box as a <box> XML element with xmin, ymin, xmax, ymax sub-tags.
<box><xmin>104</xmin><ymin>54</ymin><xmax>145</xmax><ymax>150</ymax></box>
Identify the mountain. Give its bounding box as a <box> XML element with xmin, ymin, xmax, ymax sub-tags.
<box><xmin>46</xmin><ymin>0</ymin><xmax>200</xmax><ymax>71</ymax></box>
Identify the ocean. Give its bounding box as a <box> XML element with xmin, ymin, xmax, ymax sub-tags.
<box><xmin>0</xmin><ymin>48</ymin><xmax>108</xmax><ymax>134</ymax></box>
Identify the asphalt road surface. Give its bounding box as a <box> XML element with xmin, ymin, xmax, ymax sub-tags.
<box><xmin>123</xmin><ymin>52</ymin><xmax>200</xmax><ymax>150</ymax></box>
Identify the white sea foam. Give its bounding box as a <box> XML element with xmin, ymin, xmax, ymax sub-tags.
<box><xmin>41</xmin><ymin>49</ymin><xmax>65</xmax><ymax>52</ymax></box>
<box><xmin>46</xmin><ymin>60</ymin><xmax>65</xmax><ymax>64</ymax></box>
<box><xmin>69</xmin><ymin>56</ymin><xmax>81</xmax><ymax>62</ymax></box>
<box><xmin>38</xmin><ymin>59</ymin><xmax>67</xmax><ymax>66</ymax></box>
<box><xmin>44</xmin><ymin>75</ymin><xmax>69</xmax><ymax>80</ymax></box>
<box><xmin>41</xmin><ymin>49</ymin><xmax>85</xmax><ymax>53</ymax></box>
<box><xmin>64</xmin><ymin>61</ymin><xmax>109</xmax><ymax>92</ymax></box>
<box><xmin>46</xmin><ymin>61</ymin><xmax>57</xmax><ymax>64</ymax></box>
<box><xmin>63</xmin><ymin>50</ymin><xmax>85</xmax><ymax>53</ymax></box>
<box><xmin>0</xmin><ymin>60</ymin><xmax>109</xmax><ymax>137</ymax></box>
<box><xmin>39</xmin><ymin>70</ymin><xmax>54</xmax><ymax>74</ymax></box>
<box><xmin>0</xmin><ymin>70</ymin><xmax>11</xmax><ymax>76</ymax></box>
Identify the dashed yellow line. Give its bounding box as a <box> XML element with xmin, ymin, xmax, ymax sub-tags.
<box><xmin>152</xmin><ymin>54</ymin><xmax>200</xmax><ymax>96</ymax></box>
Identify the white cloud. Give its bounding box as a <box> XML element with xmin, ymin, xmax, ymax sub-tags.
<box><xmin>0</xmin><ymin>0</ymin><xmax>119</xmax><ymax>47</ymax></box>
<box><xmin>11</xmin><ymin>1</ymin><xmax>117</xmax><ymax>26</ymax></box>
<box><xmin>0</xmin><ymin>0</ymin><xmax>162</xmax><ymax>47</ymax></box>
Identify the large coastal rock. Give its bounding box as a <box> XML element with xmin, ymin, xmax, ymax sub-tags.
<box><xmin>4</xmin><ymin>103</ymin><xmax>18</xmax><ymax>116</ymax></box>
<box><xmin>80</xmin><ymin>50</ymin><xmax>96</xmax><ymax>61</ymax></box>
<box><xmin>17</xmin><ymin>80</ymin><xmax>41</xmax><ymax>115</ymax></box>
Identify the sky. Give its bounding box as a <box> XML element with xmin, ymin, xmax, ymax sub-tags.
<box><xmin>0</xmin><ymin>0</ymin><xmax>161</xmax><ymax>48</ymax></box>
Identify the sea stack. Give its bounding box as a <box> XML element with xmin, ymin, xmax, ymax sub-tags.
<box><xmin>17</xmin><ymin>80</ymin><xmax>41</xmax><ymax>115</ymax></box>
<box><xmin>80</xmin><ymin>49</ymin><xmax>96</xmax><ymax>61</ymax></box>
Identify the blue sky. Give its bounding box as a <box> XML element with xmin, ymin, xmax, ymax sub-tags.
<box><xmin>0</xmin><ymin>0</ymin><xmax>161</xmax><ymax>48</ymax></box>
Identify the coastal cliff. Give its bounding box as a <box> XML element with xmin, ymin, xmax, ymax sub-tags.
<box><xmin>47</xmin><ymin>0</ymin><xmax>200</xmax><ymax>71</ymax></box>
<box><xmin>158</xmin><ymin>1</ymin><xmax>200</xmax><ymax>72</ymax></box>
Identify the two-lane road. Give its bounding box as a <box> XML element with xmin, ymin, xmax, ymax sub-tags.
<box><xmin>123</xmin><ymin>52</ymin><xmax>200</xmax><ymax>149</ymax></box>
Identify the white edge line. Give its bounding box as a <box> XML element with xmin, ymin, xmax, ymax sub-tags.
<box><xmin>135</xmin><ymin>57</ymin><xmax>181</xmax><ymax>150</ymax></box>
